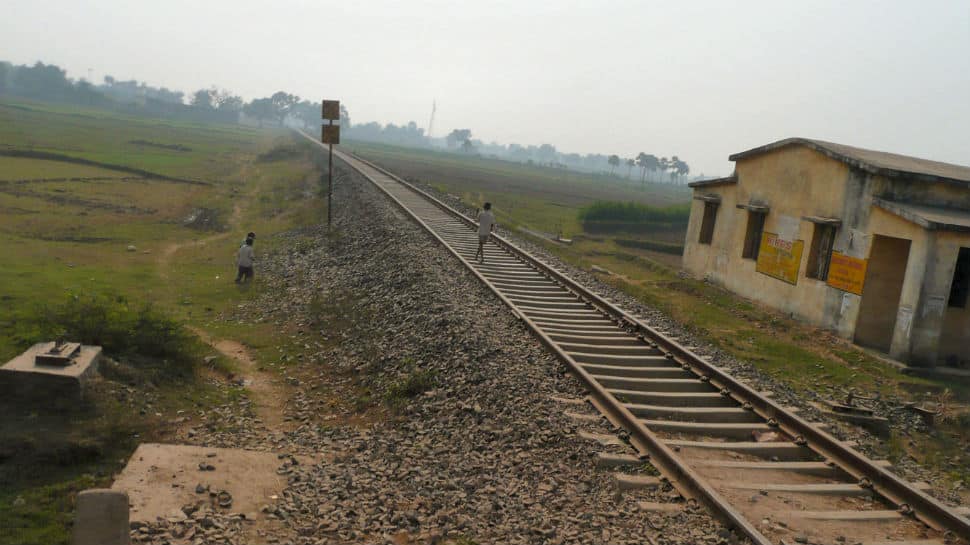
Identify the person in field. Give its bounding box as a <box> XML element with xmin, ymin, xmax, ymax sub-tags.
<box><xmin>476</xmin><ymin>202</ymin><xmax>495</xmax><ymax>263</ymax></box>
<box><xmin>235</xmin><ymin>236</ymin><xmax>255</xmax><ymax>283</ymax></box>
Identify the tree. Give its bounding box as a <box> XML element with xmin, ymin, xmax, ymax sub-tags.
<box><xmin>446</xmin><ymin>129</ymin><xmax>472</xmax><ymax>148</ymax></box>
<box><xmin>191</xmin><ymin>88</ymin><xmax>214</xmax><ymax>109</ymax></box>
<box><xmin>270</xmin><ymin>91</ymin><xmax>299</xmax><ymax>124</ymax></box>
<box><xmin>608</xmin><ymin>154</ymin><xmax>620</xmax><ymax>175</ymax></box>
<box><xmin>635</xmin><ymin>153</ymin><xmax>660</xmax><ymax>184</ymax></box>
<box><xmin>340</xmin><ymin>104</ymin><xmax>351</xmax><ymax>129</ymax></box>
<box><xmin>289</xmin><ymin>100</ymin><xmax>319</xmax><ymax>129</ymax></box>
<box><xmin>626</xmin><ymin>158</ymin><xmax>635</xmax><ymax>179</ymax></box>
<box><xmin>537</xmin><ymin>143</ymin><xmax>557</xmax><ymax>165</ymax></box>
<box><xmin>671</xmin><ymin>156</ymin><xmax>690</xmax><ymax>184</ymax></box>
<box><xmin>214</xmin><ymin>89</ymin><xmax>243</xmax><ymax>113</ymax></box>
<box><xmin>460</xmin><ymin>139</ymin><xmax>476</xmax><ymax>154</ymax></box>
<box><xmin>244</xmin><ymin>97</ymin><xmax>275</xmax><ymax>127</ymax></box>
<box><xmin>660</xmin><ymin>157</ymin><xmax>671</xmax><ymax>183</ymax></box>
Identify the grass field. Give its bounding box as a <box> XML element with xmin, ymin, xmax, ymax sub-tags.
<box><xmin>343</xmin><ymin>140</ymin><xmax>691</xmax><ymax>239</ymax></box>
<box><xmin>348</xmin><ymin>139</ymin><xmax>970</xmax><ymax>491</ymax></box>
<box><xmin>0</xmin><ymin>97</ymin><xmax>328</xmax><ymax>544</ymax></box>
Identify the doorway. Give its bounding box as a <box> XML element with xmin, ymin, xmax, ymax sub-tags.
<box><xmin>854</xmin><ymin>235</ymin><xmax>911</xmax><ymax>352</ymax></box>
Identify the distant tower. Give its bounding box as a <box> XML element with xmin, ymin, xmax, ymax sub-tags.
<box><xmin>427</xmin><ymin>100</ymin><xmax>437</xmax><ymax>140</ymax></box>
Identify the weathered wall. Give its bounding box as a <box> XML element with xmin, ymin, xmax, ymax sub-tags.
<box><xmin>684</xmin><ymin>144</ymin><xmax>970</xmax><ymax>365</ymax></box>
<box><xmin>933</xmin><ymin>232</ymin><xmax>970</xmax><ymax>364</ymax></box>
<box><xmin>860</xmin><ymin>207</ymin><xmax>930</xmax><ymax>360</ymax></box>
<box><xmin>685</xmin><ymin>146</ymin><xmax>852</xmax><ymax>327</ymax></box>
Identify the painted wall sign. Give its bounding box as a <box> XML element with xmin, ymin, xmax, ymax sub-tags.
<box><xmin>827</xmin><ymin>251</ymin><xmax>868</xmax><ymax>295</ymax></box>
<box><xmin>321</xmin><ymin>100</ymin><xmax>341</xmax><ymax>121</ymax></box>
<box><xmin>321</xmin><ymin>124</ymin><xmax>340</xmax><ymax>144</ymax></box>
<box><xmin>776</xmin><ymin>214</ymin><xmax>800</xmax><ymax>241</ymax></box>
<box><xmin>756</xmin><ymin>232</ymin><xmax>804</xmax><ymax>285</ymax></box>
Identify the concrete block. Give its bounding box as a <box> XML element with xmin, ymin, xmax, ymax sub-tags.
<box><xmin>72</xmin><ymin>488</ymin><xmax>129</xmax><ymax>545</ymax></box>
<box><xmin>0</xmin><ymin>343</ymin><xmax>100</xmax><ymax>404</ymax></box>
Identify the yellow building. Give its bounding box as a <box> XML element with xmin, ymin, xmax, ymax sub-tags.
<box><xmin>684</xmin><ymin>138</ymin><xmax>970</xmax><ymax>367</ymax></box>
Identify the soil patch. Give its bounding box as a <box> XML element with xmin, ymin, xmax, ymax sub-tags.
<box><xmin>0</xmin><ymin>149</ymin><xmax>208</xmax><ymax>185</ymax></box>
<box><xmin>182</xmin><ymin>207</ymin><xmax>224</xmax><ymax>231</ymax></box>
<box><xmin>128</xmin><ymin>140</ymin><xmax>192</xmax><ymax>152</ymax></box>
<box><xmin>210</xmin><ymin>337</ymin><xmax>293</xmax><ymax>432</ymax></box>
<box><xmin>112</xmin><ymin>443</ymin><xmax>312</xmax><ymax>522</ymax></box>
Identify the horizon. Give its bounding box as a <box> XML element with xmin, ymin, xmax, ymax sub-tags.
<box><xmin>3</xmin><ymin>0</ymin><xmax>969</xmax><ymax>176</ymax></box>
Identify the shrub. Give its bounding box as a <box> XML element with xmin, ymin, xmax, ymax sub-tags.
<box><xmin>578</xmin><ymin>201</ymin><xmax>690</xmax><ymax>234</ymax></box>
<box><xmin>18</xmin><ymin>293</ymin><xmax>197</xmax><ymax>379</ymax></box>
<box><xmin>614</xmin><ymin>238</ymin><xmax>684</xmax><ymax>255</ymax></box>
<box><xmin>256</xmin><ymin>144</ymin><xmax>303</xmax><ymax>162</ymax></box>
<box><xmin>385</xmin><ymin>369</ymin><xmax>437</xmax><ymax>406</ymax></box>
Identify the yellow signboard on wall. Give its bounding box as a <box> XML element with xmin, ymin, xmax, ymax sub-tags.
<box><xmin>756</xmin><ymin>232</ymin><xmax>804</xmax><ymax>285</ymax></box>
<box><xmin>827</xmin><ymin>252</ymin><xmax>868</xmax><ymax>295</ymax></box>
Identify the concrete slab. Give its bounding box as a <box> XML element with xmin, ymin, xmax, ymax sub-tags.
<box><xmin>111</xmin><ymin>443</ymin><xmax>312</xmax><ymax>523</ymax></box>
<box><xmin>615</xmin><ymin>473</ymin><xmax>662</xmax><ymax>491</ymax></box>
<box><xmin>810</xmin><ymin>401</ymin><xmax>890</xmax><ymax>435</ymax></box>
<box><xmin>72</xmin><ymin>489</ymin><xmax>129</xmax><ymax>545</ymax></box>
<box><xmin>0</xmin><ymin>342</ymin><xmax>100</xmax><ymax>403</ymax></box>
<box><xmin>787</xmin><ymin>509</ymin><xmax>902</xmax><ymax>521</ymax></box>
<box><xmin>576</xmin><ymin>430</ymin><xmax>625</xmax><ymax>446</ymax></box>
<box><xmin>595</xmin><ymin>452</ymin><xmax>643</xmax><ymax>469</ymax></box>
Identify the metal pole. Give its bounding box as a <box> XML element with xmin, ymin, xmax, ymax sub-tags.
<box><xmin>328</xmin><ymin>142</ymin><xmax>333</xmax><ymax>229</ymax></box>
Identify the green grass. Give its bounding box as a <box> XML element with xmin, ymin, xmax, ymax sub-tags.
<box><xmin>0</xmin><ymin>156</ymin><xmax>126</xmax><ymax>179</ymax></box>
<box><xmin>344</xmin><ymin>140</ymin><xmax>690</xmax><ymax>237</ymax></box>
<box><xmin>0</xmin><ymin>98</ymin><xmax>261</xmax><ymax>179</ymax></box>
<box><xmin>578</xmin><ymin>200</ymin><xmax>690</xmax><ymax>234</ymax></box>
<box><xmin>0</xmin><ymin>97</ymin><xmax>330</xmax><ymax>543</ymax></box>
<box><xmin>385</xmin><ymin>369</ymin><xmax>438</xmax><ymax>407</ymax></box>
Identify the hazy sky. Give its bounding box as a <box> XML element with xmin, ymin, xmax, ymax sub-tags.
<box><xmin>3</xmin><ymin>0</ymin><xmax>969</xmax><ymax>176</ymax></box>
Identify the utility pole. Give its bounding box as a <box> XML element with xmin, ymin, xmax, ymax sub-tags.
<box><xmin>321</xmin><ymin>100</ymin><xmax>340</xmax><ymax>229</ymax></box>
<box><xmin>427</xmin><ymin>99</ymin><xmax>436</xmax><ymax>141</ymax></box>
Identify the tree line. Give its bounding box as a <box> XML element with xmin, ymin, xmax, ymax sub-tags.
<box><xmin>608</xmin><ymin>153</ymin><xmax>690</xmax><ymax>185</ymax></box>
<box><xmin>432</xmin><ymin>129</ymin><xmax>693</xmax><ymax>184</ymax></box>
<box><xmin>0</xmin><ymin>60</ymin><xmax>695</xmax><ymax>184</ymax></box>
<box><xmin>0</xmin><ymin>60</ymin><xmax>348</xmax><ymax>129</ymax></box>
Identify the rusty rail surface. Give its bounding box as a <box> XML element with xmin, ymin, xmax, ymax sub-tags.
<box><xmin>297</xmin><ymin>129</ymin><xmax>970</xmax><ymax>543</ymax></box>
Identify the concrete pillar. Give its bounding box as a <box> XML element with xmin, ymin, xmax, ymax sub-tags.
<box><xmin>909</xmin><ymin>237</ymin><xmax>959</xmax><ymax>366</ymax></box>
<box><xmin>72</xmin><ymin>489</ymin><xmax>129</xmax><ymax>545</ymax></box>
<box><xmin>887</xmin><ymin>236</ymin><xmax>925</xmax><ymax>362</ymax></box>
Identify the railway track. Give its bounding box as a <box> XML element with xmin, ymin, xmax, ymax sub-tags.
<box><xmin>301</xmin><ymin>131</ymin><xmax>970</xmax><ymax>545</ymax></box>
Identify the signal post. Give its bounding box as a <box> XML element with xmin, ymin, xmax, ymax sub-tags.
<box><xmin>321</xmin><ymin>100</ymin><xmax>340</xmax><ymax>228</ymax></box>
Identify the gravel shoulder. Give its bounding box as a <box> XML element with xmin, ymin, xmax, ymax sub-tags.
<box><xmin>131</xmin><ymin>158</ymin><xmax>737</xmax><ymax>545</ymax></box>
<box><xmin>405</xmin><ymin>177</ymin><xmax>970</xmax><ymax>509</ymax></box>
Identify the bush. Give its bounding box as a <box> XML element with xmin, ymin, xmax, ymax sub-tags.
<box><xmin>256</xmin><ymin>144</ymin><xmax>303</xmax><ymax>162</ymax></box>
<box><xmin>385</xmin><ymin>369</ymin><xmax>437</xmax><ymax>406</ymax></box>
<box><xmin>18</xmin><ymin>294</ymin><xmax>197</xmax><ymax>379</ymax></box>
<box><xmin>578</xmin><ymin>201</ymin><xmax>690</xmax><ymax>234</ymax></box>
<box><xmin>614</xmin><ymin>238</ymin><xmax>684</xmax><ymax>255</ymax></box>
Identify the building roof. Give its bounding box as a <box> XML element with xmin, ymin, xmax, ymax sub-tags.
<box><xmin>728</xmin><ymin>138</ymin><xmax>970</xmax><ymax>186</ymax></box>
<box><xmin>873</xmin><ymin>198</ymin><xmax>970</xmax><ymax>233</ymax></box>
<box><xmin>687</xmin><ymin>174</ymin><xmax>737</xmax><ymax>188</ymax></box>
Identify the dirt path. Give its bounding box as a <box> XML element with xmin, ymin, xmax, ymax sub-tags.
<box><xmin>157</xmin><ymin>202</ymin><xmax>244</xmax><ymax>280</ymax></box>
<box><xmin>191</xmin><ymin>328</ymin><xmax>293</xmax><ymax>433</ymax></box>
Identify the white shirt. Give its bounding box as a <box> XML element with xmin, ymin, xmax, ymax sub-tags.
<box><xmin>478</xmin><ymin>210</ymin><xmax>495</xmax><ymax>237</ymax></box>
<box><xmin>237</xmin><ymin>244</ymin><xmax>254</xmax><ymax>267</ymax></box>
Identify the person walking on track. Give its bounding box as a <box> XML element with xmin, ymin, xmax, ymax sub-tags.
<box><xmin>476</xmin><ymin>202</ymin><xmax>495</xmax><ymax>263</ymax></box>
<box><xmin>235</xmin><ymin>236</ymin><xmax>255</xmax><ymax>283</ymax></box>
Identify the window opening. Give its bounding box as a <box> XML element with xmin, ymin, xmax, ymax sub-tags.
<box><xmin>806</xmin><ymin>223</ymin><xmax>837</xmax><ymax>280</ymax></box>
<box><xmin>742</xmin><ymin>211</ymin><xmax>766</xmax><ymax>260</ymax></box>
<box><xmin>698</xmin><ymin>201</ymin><xmax>718</xmax><ymax>244</ymax></box>
<box><xmin>948</xmin><ymin>247</ymin><xmax>970</xmax><ymax>308</ymax></box>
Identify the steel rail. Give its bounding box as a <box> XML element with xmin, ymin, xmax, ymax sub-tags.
<box><xmin>297</xmin><ymin>130</ymin><xmax>970</xmax><ymax>542</ymax></box>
